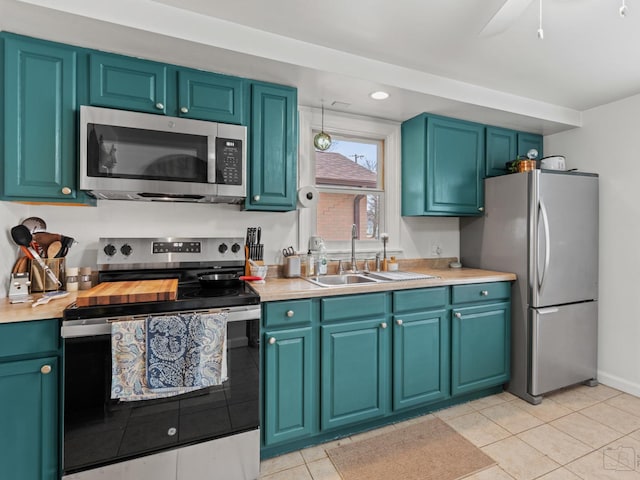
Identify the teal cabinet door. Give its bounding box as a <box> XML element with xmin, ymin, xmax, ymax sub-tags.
<box><xmin>178</xmin><ymin>70</ymin><xmax>244</xmax><ymax>124</ymax></box>
<box><xmin>486</xmin><ymin>127</ymin><xmax>517</xmax><ymax>177</ymax></box>
<box><xmin>517</xmin><ymin>132</ymin><xmax>543</xmax><ymax>160</ymax></box>
<box><xmin>89</xmin><ymin>52</ymin><xmax>167</xmax><ymax>114</ymax></box>
<box><xmin>393</xmin><ymin>310</ymin><xmax>449</xmax><ymax>410</ymax></box>
<box><xmin>451</xmin><ymin>301</ymin><xmax>511</xmax><ymax>396</ymax></box>
<box><xmin>263</xmin><ymin>327</ymin><xmax>315</xmax><ymax>446</ymax></box>
<box><xmin>321</xmin><ymin>319</ymin><xmax>389</xmax><ymax>430</ymax></box>
<box><xmin>402</xmin><ymin>114</ymin><xmax>484</xmax><ymax>216</ymax></box>
<box><xmin>247</xmin><ymin>82</ymin><xmax>297</xmax><ymax>211</ymax></box>
<box><xmin>3</xmin><ymin>36</ymin><xmax>80</xmax><ymax>201</ymax></box>
<box><xmin>0</xmin><ymin>356</ymin><xmax>58</xmax><ymax>480</ymax></box>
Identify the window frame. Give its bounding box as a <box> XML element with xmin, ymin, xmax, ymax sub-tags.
<box><xmin>298</xmin><ymin>107</ymin><xmax>401</xmax><ymax>257</ymax></box>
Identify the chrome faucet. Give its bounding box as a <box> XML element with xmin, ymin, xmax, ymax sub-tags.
<box><xmin>350</xmin><ymin>223</ymin><xmax>358</xmax><ymax>273</ymax></box>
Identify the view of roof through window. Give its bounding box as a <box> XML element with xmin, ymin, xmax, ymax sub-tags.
<box><xmin>314</xmin><ymin>137</ymin><xmax>383</xmax><ymax>242</ymax></box>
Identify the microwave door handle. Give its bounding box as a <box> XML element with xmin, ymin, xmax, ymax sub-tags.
<box><xmin>208</xmin><ymin>134</ymin><xmax>217</xmax><ymax>184</ymax></box>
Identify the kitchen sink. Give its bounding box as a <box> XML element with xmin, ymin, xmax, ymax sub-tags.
<box><xmin>304</xmin><ymin>271</ymin><xmax>439</xmax><ymax>287</ymax></box>
<box><xmin>304</xmin><ymin>274</ymin><xmax>381</xmax><ymax>287</ymax></box>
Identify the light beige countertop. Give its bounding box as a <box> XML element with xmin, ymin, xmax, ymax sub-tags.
<box><xmin>250</xmin><ymin>265</ymin><xmax>516</xmax><ymax>302</ymax></box>
<box><xmin>0</xmin><ymin>259</ymin><xmax>516</xmax><ymax>324</ymax></box>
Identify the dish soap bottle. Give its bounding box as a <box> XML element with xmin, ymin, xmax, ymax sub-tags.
<box><xmin>317</xmin><ymin>240</ymin><xmax>328</xmax><ymax>275</ymax></box>
<box><xmin>306</xmin><ymin>250</ymin><xmax>315</xmax><ymax>277</ymax></box>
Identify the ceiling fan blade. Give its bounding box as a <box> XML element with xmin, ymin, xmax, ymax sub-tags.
<box><xmin>480</xmin><ymin>0</ymin><xmax>536</xmax><ymax>37</ymax></box>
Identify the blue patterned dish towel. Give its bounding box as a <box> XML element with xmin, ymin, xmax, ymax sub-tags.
<box><xmin>146</xmin><ymin>312</ymin><xmax>228</xmax><ymax>390</ymax></box>
<box><xmin>110</xmin><ymin>312</ymin><xmax>227</xmax><ymax>402</ymax></box>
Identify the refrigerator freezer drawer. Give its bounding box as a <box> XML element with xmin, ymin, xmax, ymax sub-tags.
<box><xmin>530</xmin><ymin>302</ymin><xmax>597</xmax><ymax>396</ymax></box>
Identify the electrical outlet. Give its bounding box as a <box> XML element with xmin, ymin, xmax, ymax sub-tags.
<box><xmin>431</xmin><ymin>243</ymin><xmax>442</xmax><ymax>256</ymax></box>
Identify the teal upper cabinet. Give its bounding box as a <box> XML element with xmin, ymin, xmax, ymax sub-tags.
<box><xmin>177</xmin><ymin>69</ymin><xmax>243</xmax><ymax>123</ymax></box>
<box><xmin>89</xmin><ymin>52</ymin><xmax>167</xmax><ymax>114</ymax></box>
<box><xmin>89</xmin><ymin>52</ymin><xmax>244</xmax><ymax>123</ymax></box>
<box><xmin>486</xmin><ymin>127</ymin><xmax>543</xmax><ymax>177</ymax></box>
<box><xmin>485</xmin><ymin>127</ymin><xmax>516</xmax><ymax>177</ymax></box>
<box><xmin>517</xmin><ymin>132</ymin><xmax>543</xmax><ymax>160</ymax></box>
<box><xmin>2</xmin><ymin>35</ymin><xmax>83</xmax><ymax>202</ymax></box>
<box><xmin>402</xmin><ymin>114</ymin><xmax>484</xmax><ymax>216</ymax></box>
<box><xmin>246</xmin><ymin>82</ymin><xmax>298</xmax><ymax>211</ymax></box>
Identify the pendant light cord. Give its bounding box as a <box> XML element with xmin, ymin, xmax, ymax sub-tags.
<box><xmin>537</xmin><ymin>0</ymin><xmax>544</xmax><ymax>39</ymax></box>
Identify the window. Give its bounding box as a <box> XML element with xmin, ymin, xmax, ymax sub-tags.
<box><xmin>314</xmin><ymin>135</ymin><xmax>384</xmax><ymax>243</ymax></box>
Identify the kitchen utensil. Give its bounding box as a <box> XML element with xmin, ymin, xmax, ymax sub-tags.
<box><xmin>282</xmin><ymin>246</ymin><xmax>295</xmax><ymax>257</ymax></box>
<box><xmin>11</xmin><ymin>225</ymin><xmax>62</xmax><ymax>287</ymax></box>
<box><xmin>198</xmin><ymin>272</ymin><xmax>241</xmax><ymax>289</ymax></box>
<box><xmin>47</xmin><ymin>241</ymin><xmax>63</xmax><ymax>259</ymax></box>
<box><xmin>8</xmin><ymin>272</ymin><xmax>31</xmax><ymax>302</ymax></box>
<box><xmin>75</xmin><ymin>279</ymin><xmax>178</xmax><ymax>307</ymax></box>
<box><xmin>32</xmin><ymin>290</ymin><xmax>70</xmax><ymax>308</ymax></box>
<box><xmin>238</xmin><ymin>275</ymin><xmax>264</xmax><ymax>282</ymax></box>
<box><xmin>284</xmin><ymin>255</ymin><xmax>301</xmax><ymax>278</ymax></box>
<box><xmin>540</xmin><ymin>155</ymin><xmax>566</xmax><ymax>170</ymax></box>
<box><xmin>21</xmin><ymin>216</ymin><xmax>47</xmax><ymax>233</ymax></box>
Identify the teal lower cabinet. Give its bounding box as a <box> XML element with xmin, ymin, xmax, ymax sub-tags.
<box><xmin>321</xmin><ymin>318</ymin><xmax>390</xmax><ymax>430</ymax></box>
<box><xmin>392</xmin><ymin>309</ymin><xmax>449</xmax><ymax>410</ymax></box>
<box><xmin>0</xmin><ymin>319</ymin><xmax>60</xmax><ymax>480</ymax></box>
<box><xmin>263</xmin><ymin>327</ymin><xmax>315</xmax><ymax>446</ymax></box>
<box><xmin>261</xmin><ymin>283</ymin><xmax>511</xmax><ymax>458</ymax></box>
<box><xmin>451</xmin><ymin>301</ymin><xmax>511</xmax><ymax>396</ymax></box>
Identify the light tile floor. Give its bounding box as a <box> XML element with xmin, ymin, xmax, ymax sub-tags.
<box><xmin>260</xmin><ymin>385</ymin><xmax>640</xmax><ymax>479</ymax></box>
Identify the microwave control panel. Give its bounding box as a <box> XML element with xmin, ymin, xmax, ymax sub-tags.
<box><xmin>216</xmin><ymin>138</ymin><xmax>243</xmax><ymax>185</ymax></box>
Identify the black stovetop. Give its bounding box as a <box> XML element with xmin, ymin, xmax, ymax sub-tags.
<box><xmin>63</xmin><ymin>268</ymin><xmax>260</xmax><ymax>321</ymax></box>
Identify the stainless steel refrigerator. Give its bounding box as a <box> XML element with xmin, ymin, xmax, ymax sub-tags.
<box><xmin>460</xmin><ymin>170</ymin><xmax>598</xmax><ymax>404</ymax></box>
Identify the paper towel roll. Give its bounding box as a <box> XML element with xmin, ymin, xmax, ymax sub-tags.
<box><xmin>297</xmin><ymin>186</ymin><xmax>318</xmax><ymax>208</ymax></box>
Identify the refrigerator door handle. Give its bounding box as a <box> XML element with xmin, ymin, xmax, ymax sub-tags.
<box><xmin>538</xmin><ymin>200</ymin><xmax>551</xmax><ymax>291</ymax></box>
<box><xmin>536</xmin><ymin>307</ymin><xmax>559</xmax><ymax>315</ymax></box>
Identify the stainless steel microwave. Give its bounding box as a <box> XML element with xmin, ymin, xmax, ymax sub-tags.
<box><xmin>79</xmin><ymin>106</ymin><xmax>247</xmax><ymax>203</ymax></box>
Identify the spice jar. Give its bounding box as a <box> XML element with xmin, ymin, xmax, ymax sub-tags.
<box><xmin>79</xmin><ymin>267</ymin><xmax>93</xmax><ymax>290</ymax></box>
<box><xmin>65</xmin><ymin>267</ymin><xmax>79</xmax><ymax>292</ymax></box>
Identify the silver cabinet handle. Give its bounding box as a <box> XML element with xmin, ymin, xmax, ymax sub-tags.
<box><xmin>180</xmin><ymin>107</ymin><xmax>189</xmax><ymax>113</ymax></box>
<box><xmin>155</xmin><ymin>102</ymin><xmax>164</xmax><ymax>110</ymax></box>
<box><xmin>396</xmin><ymin>319</ymin><xmax>403</xmax><ymax>326</ymax></box>
<box><xmin>268</xmin><ymin>337</ymin><xmax>276</xmax><ymax>345</ymax></box>
<box><xmin>61</xmin><ymin>187</ymin><xmax>72</xmax><ymax>195</ymax></box>
<box><xmin>480</xmin><ymin>290</ymin><xmax>489</xmax><ymax>296</ymax></box>
<box><xmin>454</xmin><ymin>312</ymin><xmax>462</xmax><ymax>319</ymax></box>
<box><xmin>40</xmin><ymin>365</ymin><xmax>52</xmax><ymax>374</ymax></box>
<box><xmin>380</xmin><ymin>322</ymin><xmax>387</xmax><ymax>329</ymax></box>
<box><xmin>286</xmin><ymin>310</ymin><xmax>294</xmax><ymax>318</ymax></box>
<box><xmin>253</xmin><ymin>195</ymin><xmax>260</xmax><ymax>202</ymax></box>
<box><xmin>478</xmin><ymin>207</ymin><xmax>484</xmax><ymax>212</ymax></box>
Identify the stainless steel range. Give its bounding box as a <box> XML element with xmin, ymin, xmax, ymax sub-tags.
<box><xmin>61</xmin><ymin>237</ymin><xmax>261</xmax><ymax>480</ymax></box>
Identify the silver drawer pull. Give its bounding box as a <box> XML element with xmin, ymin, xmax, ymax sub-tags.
<box><xmin>155</xmin><ymin>102</ymin><xmax>164</xmax><ymax>110</ymax></box>
<box><xmin>286</xmin><ymin>310</ymin><xmax>294</xmax><ymax>318</ymax></box>
<box><xmin>480</xmin><ymin>290</ymin><xmax>489</xmax><ymax>296</ymax></box>
<box><xmin>396</xmin><ymin>319</ymin><xmax>403</xmax><ymax>326</ymax></box>
<box><xmin>380</xmin><ymin>322</ymin><xmax>387</xmax><ymax>329</ymax></box>
<box><xmin>454</xmin><ymin>312</ymin><xmax>462</xmax><ymax>319</ymax></box>
<box><xmin>41</xmin><ymin>365</ymin><xmax>52</xmax><ymax>374</ymax></box>
<box><xmin>268</xmin><ymin>337</ymin><xmax>276</xmax><ymax>345</ymax></box>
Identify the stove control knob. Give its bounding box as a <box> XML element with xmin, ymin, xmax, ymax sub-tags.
<box><xmin>103</xmin><ymin>244</ymin><xmax>117</xmax><ymax>256</ymax></box>
<box><xmin>231</xmin><ymin>243</ymin><xmax>241</xmax><ymax>253</ymax></box>
<box><xmin>120</xmin><ymin>244</ymin><xmax>133</xmax><ymax>256</ymax></box>
<box><xmin>218</xmin><ymin>243</ymin><xmax>228</xmax><ymax>254</ymax></box>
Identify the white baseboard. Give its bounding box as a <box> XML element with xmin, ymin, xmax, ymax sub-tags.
<box><xmin>597</xmin><ymin>370</ymin><xmax>640</xmax><ymax>397</ymax></box>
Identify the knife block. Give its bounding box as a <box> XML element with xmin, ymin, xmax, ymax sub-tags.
<box><xmin>29</xmin><ymin>258</ymin><xmax>65</xmax><ymax>293</ymax></box>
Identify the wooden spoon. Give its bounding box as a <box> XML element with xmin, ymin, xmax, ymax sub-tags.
<box><xmin>47</xmin><ymin>241</ymin><xmax>62</xmax><ymax>259</ymax></box>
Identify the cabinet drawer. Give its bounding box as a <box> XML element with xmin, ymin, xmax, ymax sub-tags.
<box><xmin>321</xmin><ymin>293</ymin><xmax>388</xmax><ymax>322</ymax></box>
<box><xmin>263</xmin><ymin>299</ymin><xmax>313</xmax><ymax>328</ymax></box>
<box><xmin>393</xmin><ymin>287</ymin><xmax>449</xmax><ymax>313</ymax></box>
<box><xmin>0</xmin><ymin>319</ymin><xmax>59</xmax><ymax>360</ymax></box>
<box><xmin>452</xmin><ymin>282</ymin><xmax>511</xmax><ymax>304</ymax></box>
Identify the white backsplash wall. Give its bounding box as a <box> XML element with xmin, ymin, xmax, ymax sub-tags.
<box><xmin>1</xmin><ymin>200</ymin><xmax>459</xmax><ymax>294</ymax></box>
<box><xmin>0</xmin><ymin>200</ymin><xmax>298</xmax><ymax>293</ymax></box>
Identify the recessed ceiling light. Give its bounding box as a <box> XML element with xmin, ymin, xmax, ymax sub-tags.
<box><xmin>370</xmin><ymin>91</ymin><xmax>389</xmax><ymax>100</ymax></box>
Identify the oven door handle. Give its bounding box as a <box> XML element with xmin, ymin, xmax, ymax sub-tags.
<box><xmin>61</xmin><ymin>322</ymin><xmax>111</xmax><ymax>338</ymax></box>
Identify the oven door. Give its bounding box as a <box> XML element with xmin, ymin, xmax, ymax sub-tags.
<box><xmin>61</xmin><ymin>308</ymin><xmax>259</xmax><ymax>476</ymax></box>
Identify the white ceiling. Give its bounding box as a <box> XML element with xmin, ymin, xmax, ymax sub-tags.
<box><xmin>3</xmin><ymin>0</ymin><xmax>640</xmax><ymax>134</ymax></box>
